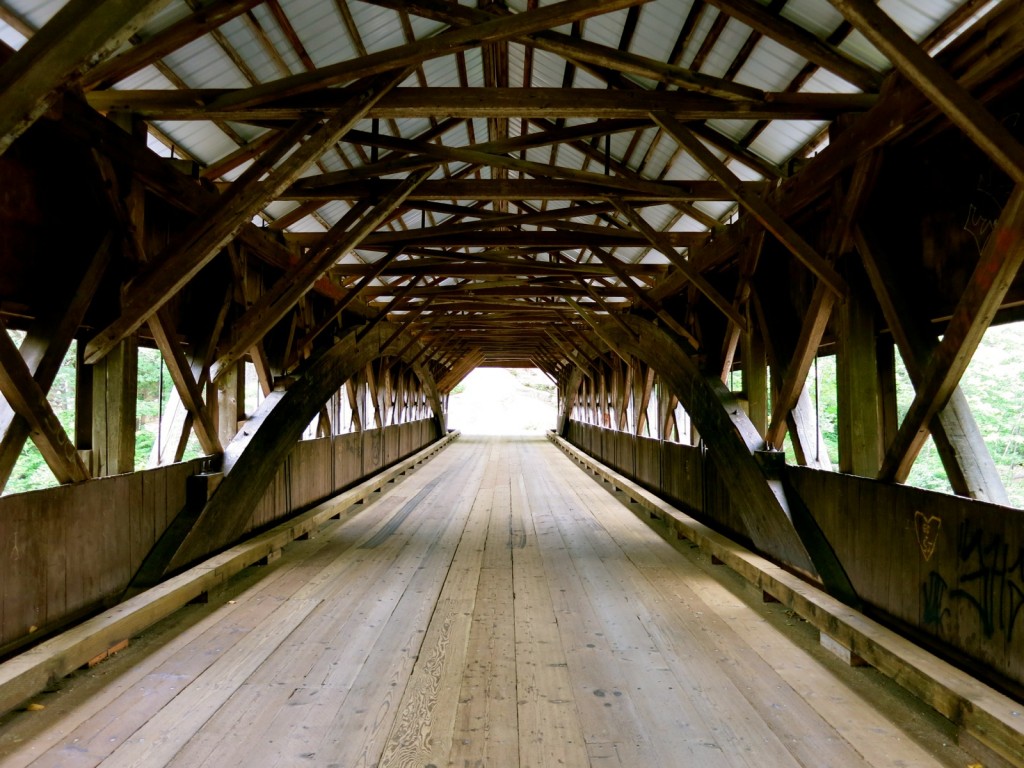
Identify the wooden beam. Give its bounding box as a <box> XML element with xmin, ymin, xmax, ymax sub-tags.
<box><xmin>0</xmin><ymin>318</ymin><xmax>90</xmax><ymax>484</ymax></box>
<box><xmin>83</xmin><ymin>69</ymin><xmax>407</xmax><ymax>365</ymax></box>
<box><xmin>82</xmin><ymin>0</ymin><xmax>263</xmax><ymax>89</ymax></box>
<box><xmin>879</xmin><ymin>185</ymin><xmax>1024</xmax><ymax>482</ymax></box>
<box><xmin>213</xmin><ymin>168</ymin><xmax>433</xmax><ymax>380</ymax></box>
<box><xmin>0</xmin><ymin>235</ymin><xmax>111</xmax><ymax>489</ymax></box>
<box><xmin>610</xmin><ymin>198</ymin><xmax>746</xmax><ymax>329</ymax></box>
<box><xmin>855</xmin><ymin>228</ymin><xmax>1010</xmax><ymax>504</ymax></box>
<box><xmin>87</xmin><ymin>87</ymin><xmax>877</xmax><ymax>121</ymax></box>
<box><xmin>367</xmin><ymin>0</ymin><xmax>762</xmax><ymax>102</ymax></box>
<box><xmin>0</xmin><ymin>0</ymin><xmax>172</xmax><ymax>155</ymax></box>
<box><xmin>765</xmin><ymin>283</ymin><xmax>835</xmax><ymax>449</ymax></box>
<box><xmin>282</xmin><ymin>178</ymin><xmax>745</xmax><ymax>202</ymax></box>
<box><xmin>828</xmin><ymin>0</ymin><xmax>1024</xmax><ymax>185</ymax></box>
<box><xmin>653</xmin><ymin>112</ymin><xmax>847</xmax><ymax>298</ymax></box>
<box><xmin>589</xmin><ymin>314</ymin><xmax>858</xmax><ymax>602</ymax></box>
<box><xmin>207</xmin><ymin>0</ymin><xmax>652</xmax><ymax>111</ymax></box>
<box><xmin>293</xmin><ymin>229</ymin><xmax>707</xmax><ymax>249</ymax></box>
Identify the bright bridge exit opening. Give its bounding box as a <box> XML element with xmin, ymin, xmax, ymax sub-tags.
<box><xmin>446</xmin><ymin>367</ymin><xmax>557</xmax><ymax>435</ymax></box>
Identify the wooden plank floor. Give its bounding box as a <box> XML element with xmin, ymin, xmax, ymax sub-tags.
<box><xmin>0</xmin><ymin>436</ymin><xmax>985</xmax><ymax>767</ymax></box>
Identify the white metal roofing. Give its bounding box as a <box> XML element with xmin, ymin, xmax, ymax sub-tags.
<box><xmin>0</xmin><ymin>0</ymin><xmax>983</xmax><ymax>273</ymax></box>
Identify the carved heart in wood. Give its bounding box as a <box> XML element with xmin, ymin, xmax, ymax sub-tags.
<box><xmin>914</xmin><ymin>511</ymin><xmax>942</xmax><ymax>562</ymax></box>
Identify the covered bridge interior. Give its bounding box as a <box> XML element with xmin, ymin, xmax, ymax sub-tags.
<box><xmin>1</xmin><ymin>0</ymin><xmax>1024</xmax><ymax>765</ymax></box>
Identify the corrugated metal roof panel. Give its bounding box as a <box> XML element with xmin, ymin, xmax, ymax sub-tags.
<box><xmin>882</xmin><ymin>0</ymin><xmax>962</xmax><ymax>38</ymax></box>
<box><xmin>747</xmin><ymin>118</ymin><xmax>827</xmax><ymax>165</ymax></box>
<box><xmin>800</xmin><ymin>67</ymin><xmax>860</xmax><ymax>94</ymax></box>
<box><xmin>837</xmin><ymin>29</ymin><xmax>891</xmax><ymax>71</ymax></box>
<box><xmin>529</xmin><ymin>48</ymin><xmax>571</xmax><ymax>89</ymax></box>
<box><xmin>579</xmin><ymin>6</ymin><xmax>627</xmax><ymax>50</ymax></box>
<box><xmin>669</xmin><ymin>215</ymin><xmax>709</xmax><ymax>234</ymax></box>
<box><xmin>335</xmin><ymin>3</ymin><xmax>405</xmax><ymax>55</ymax></box>
<box><xmin>733</xmin><ymin>36</ymin><xmax>808</xmax><ymax>92</ymax></box>
<box><xmin>778</xmin><ymin>0</ymin><xmax>845</xmax><ymax>39</ymax></box>
<box><xmin>216</xmin><ymin>15</ymin><xmax>291</xmax><ymax>83</ymax></box>
<box><xmin>111</xmin><ymin>65</ymin><xmax>173</xmax><ymax>91</ymax></box>
<box><xmin>317</xmin><ymin>201</ymin><xmax>352</xmax><ymax>228</ymax></box>
<box><xmin>705</xmin><ymin>119</ymin><xmax>759</xmax><ymax>143</ymax></box>
<box><xmin>7</xmin><ymin>0</ymin><xmax>70</xmax><ymax>29</ymax></box>
<box><xmin>281</xmin><ymin>0</ymin><xmax>359</xmax><ymax>66</ymax></box>
<box><xmin>162</xmin><ymin>35</ymin><xmax>248</xmax><ymax>89</ymax></box>
<box><xmin>695</xmin><ymin>18</ymin><xmax>754</xmax><ymax>80</ymax></box>
<box><xmin>151</xmin><ymin>120</ymin><xmax>238</xmax><ymax>166</ymax></box>
<box><xmin>638</xmin><ymin>2</ymin><xmax>699</xmax><ymax>67</ymax></box>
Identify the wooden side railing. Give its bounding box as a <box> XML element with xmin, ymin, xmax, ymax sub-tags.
<box><xmin>0</xmin><ymin>418</ymin><xmax>441</xmax><ymax>654</ymax></box>
<box><xmin>564</xmin><ymin>419</ymin><xmax>1024</xmax><ymax>699</ymax></box>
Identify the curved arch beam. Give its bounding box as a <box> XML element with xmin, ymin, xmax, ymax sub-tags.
<box><xmin>585</xmin><ymin>314</ymin><xmax>857</xmax><ymax>604</ymax></box>
<box><xmin>165</xmin><ymin>322</ymin><xmax>445</xmax><ymax>573</ymax></box>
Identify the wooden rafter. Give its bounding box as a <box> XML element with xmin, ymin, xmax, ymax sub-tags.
<box><xmin>654</xmin><ymin>112</ymin><xmax>847</xmax><ymax>298</ymax></box>
<box><xmin>829</xmin><ymin>0</ymin><xmax>1024</xmax><ymax>185</ymax></box>
<box><xmin>214</xmin><ymin>168</ymin><xmax>434</xmax><ymax>379</ymax></box>
<box><xmin>0</xmin><ymin>0</ymin><xmax>173</xmax><ymax>155</ymax></box>
<box><xmin>84</xmin><ymin>69</ymin><xmax>409</xmax><ymax>366</ymax></box>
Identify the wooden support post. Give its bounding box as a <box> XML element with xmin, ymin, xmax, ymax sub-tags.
<box><xmin>217</xmin><ymin>361</ymin><xmax>244</xmax><ymax>447</ymax></box>
<box><xmin>557</xmin><ymin>365</ymin><xmax>584</xmax><ymax>437</ymax></box>
<box><xmin>91</xmin><ymin>335</ymin><xmax>138</xmax><ymax>476</ymax></box>
<box><xmin>765</xmin><ymin>282</ymin><xmax>836</xmax><ymax>449</ymax></box>
<box><xmin>742</xmin><ymin>306</ymin><xmax>768</xmax><ymax>438</ymax></box>
<box><xmin>836</xmin><ymin>260</ymin><xmax>881</xmax><ymax>475</ymax></box>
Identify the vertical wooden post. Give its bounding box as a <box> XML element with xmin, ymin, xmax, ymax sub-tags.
<box><xmin>742</xmin><ymin>310</ymin><xmax>768</xmax><ymax>437</ymax></box>
<box><xmin>91</xmin><ymin>335</ymin><xmax>138</xmax><ymax>476</ymax></box>
<box><xmin>877</xmin><ymin>336</ymin><xmax>898</xmax><ymax>452</ymax></box>
<box><xmin>836</xmin><ymin>262</ymin><xmax>882</xmax><ymax>475</ymax></box>
<box><xmin>217</xmin><ymin>361</ymin><xmax>243</xmax><ymax>447</ymax></box>
<box><xmin>75</xmin><ymin>342</ymin><xmax>94</xmax><ymax>459</ymax></box>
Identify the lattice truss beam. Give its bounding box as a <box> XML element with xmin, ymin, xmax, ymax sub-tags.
<box><xmin>0</xmin><ymin>0</ymin><xmax>1022</xmax><ymax>502</ymax></box>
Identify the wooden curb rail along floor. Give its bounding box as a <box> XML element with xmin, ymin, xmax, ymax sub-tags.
<box><xmin>0</xmin><ymin>430</ymin><xmax>460</xmax><ymax>718</ymax></box>
<box><xmin>547</xmin><ymin>431</ymin><xmax>1024</xmax><ymax>767</ymax></box>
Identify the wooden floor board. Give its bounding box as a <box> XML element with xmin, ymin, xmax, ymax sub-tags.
<box><xmin>0</xmin><ymin>436</ymin><xmax>986</xmax><ymax>767</ymax></box>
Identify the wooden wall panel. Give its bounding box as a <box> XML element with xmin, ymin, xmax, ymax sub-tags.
<box><xmin>361</xmin><ymin>429</ymin><xmax>378</xmax><ymax>476</ymax></box>
<box><xmin>334</xmin><ymin>432</ymin><xmax>362</xmax><ymax>490</ymax></box>
<box><xmin>659</xmin><ymin>441</ymin><xmax>701</xmax><ymax>513</ymax></box>
<box><xmin>383</xmin><ymin>423</ymin><xmax>401</xmax><ymax>466</ymax></box>
<box><xmin>789</xmin><ymin>467</ymin><xmax>1024</xmax><ymax>694</ymax></box>
<box><xmin>635</xmin><ymin>435</ymin><xmax>661</xmax><ymax>490</ymax></box>
<box><xmin>0</xmin><ymin>419</ymin><xmax>441</xmax><ymax>653</ymax></box>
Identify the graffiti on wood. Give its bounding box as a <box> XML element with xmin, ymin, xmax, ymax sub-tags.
<box><xmin>923</xmin><ymin>520</ymin><xmax>1024</xmax><ymax>641</ymax></box>
<box><xmin>914</xmin><ymin>510</ymin><xmax>941</xmax><ymax>561</ymax></box>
